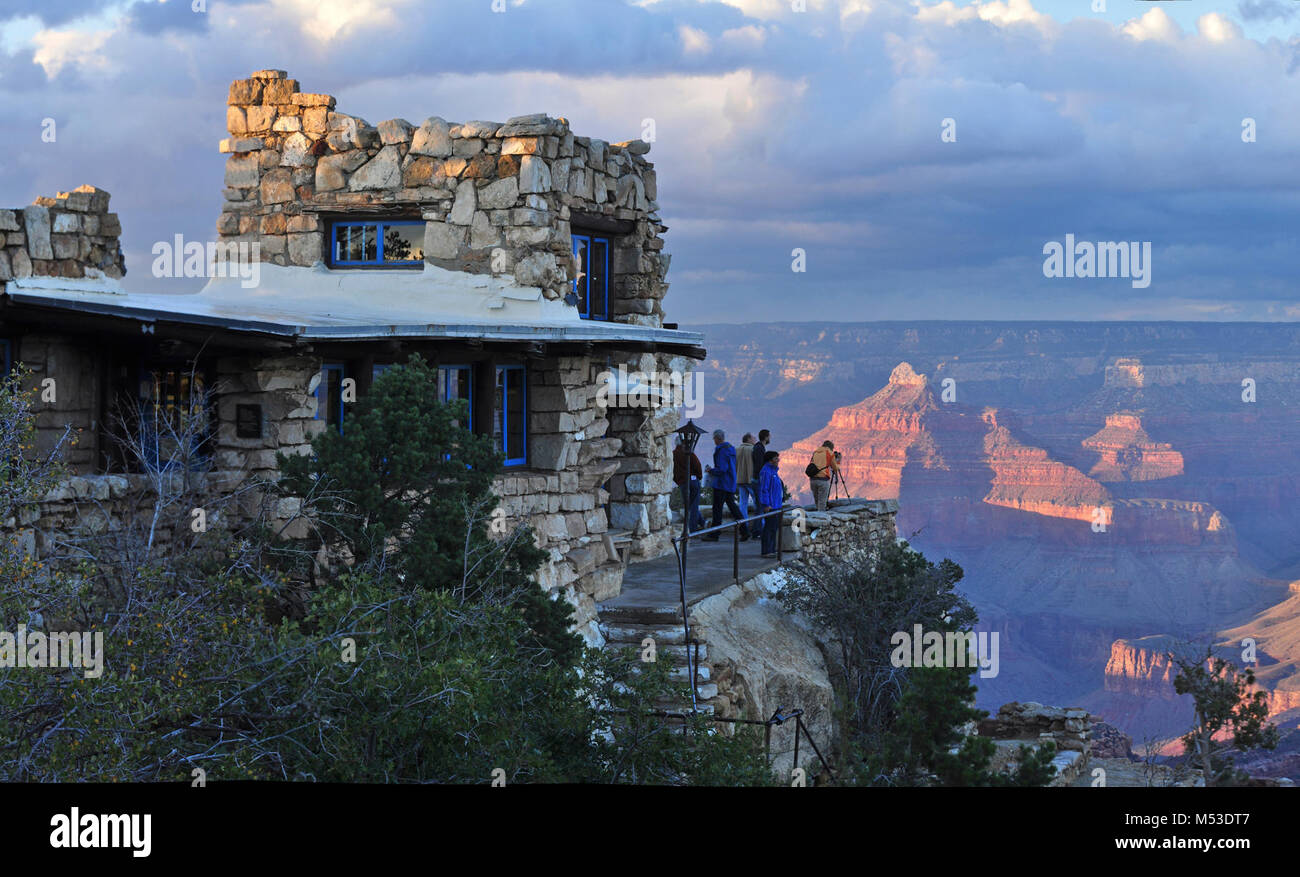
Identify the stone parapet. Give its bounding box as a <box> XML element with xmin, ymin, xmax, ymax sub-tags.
<box><xmin>0</xmin><ymin>185</ymin><xmax>125</xmax><ymax>282</ymax></box>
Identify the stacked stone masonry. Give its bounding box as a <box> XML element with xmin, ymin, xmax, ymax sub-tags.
<box><xmin>978</xmin><ymin>701</ymin><xmax>1097</xmax><ymax>786</ymax></box>
<box><xmin>0</xmin><ymin>185</ymin><xmax>125</xmax><ymax>282</ymax></box>
<box><xmin>495</xmin><ymin>351</ymin><xmax>690</xmax><ymax>639</ymax></box>
<box><xmin>219</xmin><ymin>69</ymin><xmax>671</xmax><ymax>327</ymax></box>
<box><xmin>785</xmin><ymin>498</ymin><xmax>900</xmax><ymax>558</ymax></box>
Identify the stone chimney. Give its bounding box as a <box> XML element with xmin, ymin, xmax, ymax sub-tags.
<box><xmin>0</xmin><ymin>185</ymin><xmax>125</xmax><ymax>281</ymax></box>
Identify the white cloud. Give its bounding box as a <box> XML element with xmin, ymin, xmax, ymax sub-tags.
<box><xmin>719</xmin><ymin>24</ymin><xmax>767</xmax><ymax>51</ymax></box>
<box><xmin>1122</xmin><ymin>8</ymin><xmax>1181</xmax><ymax>43</ymax></box>
<box><xmin>268</xmin><ymin>0</ymin><xmax>403</xmax><ymax>43</ymax></box>
<box><xmin>915</xmin><ymin>0</ymin><xmax>1055</xmax><ymax>34</ymax></box>
<box><xmin>679</xmin><ymin>24</ymin><xmax>711</xmax><ymax>54</ymax></box>
<box><xmin>31</xmin><ymin>25</ymin><xmax>112</xmax><ymax>76</ymax></box>
<box><xmin>1196</xmin><ymin>12</ymin><xmax>1243</xmax><ymax>43</ymax></box>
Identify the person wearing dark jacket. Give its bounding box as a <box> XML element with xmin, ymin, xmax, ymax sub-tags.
<box><xmin>749</xmin><ymin>429</ymin><xmax>769</xmax><ymax>537</ymax></box>
<box><xmin>702</xmin><ymin>429</ymin><xmax>747</xmax><ymax>541</ymax></box>
<box><xmin>757</xmin><ymin>451</ymin><xmax>784</xmax><ymax>557</ymax></box>
<box><xmin>673</xmin><ymin>437</ymin><xmax>706</xmax><ymax>534</ymax></box>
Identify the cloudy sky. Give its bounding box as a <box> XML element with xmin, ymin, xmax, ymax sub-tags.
<box><xmin>1</xmin><ymin>0</ymin><xmax>1298</xmax><ymax>323</ymax></box>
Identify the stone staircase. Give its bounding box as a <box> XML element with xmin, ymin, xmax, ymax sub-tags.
<box><xmin>598</xmin><ymin>603</ymin><xmax>719</xmax><ymax>714</ymax></box>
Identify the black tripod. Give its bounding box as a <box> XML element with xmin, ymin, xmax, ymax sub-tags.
<box><xmin>829</xmin><ymin>461</ymin><xmax>851</xmax><ymax>500</ymax></box>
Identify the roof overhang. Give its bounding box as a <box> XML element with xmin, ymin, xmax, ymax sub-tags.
<box><xmin>0</xmin><ymin>266</ymin><xmax>706</xmax><ymax>358</ymax></box>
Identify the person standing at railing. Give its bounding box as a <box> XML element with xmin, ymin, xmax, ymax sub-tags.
<box><xmin>736</xmin><ymin>433</ymin><xmax>756</xmax><ymax>538</ymax></box>
<box><xmin>673</xmin><ymin>435</ymin><xmax>706</xmax><ymax>535</ymax></box>
<box><xmin>702</xmin><ymin>429</ymin><xmax>748</xmax><ymax>542</ymax></box>
<box><xmin>757</xmin><ymin>450</ymin><xmax>784</xmax><ymax>558</ymax></box>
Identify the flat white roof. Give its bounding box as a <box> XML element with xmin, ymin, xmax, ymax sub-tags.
<box><xmin>2</xmin><ymin>263</ymin><xmax>703</xmax><ymax>349</ymax></box>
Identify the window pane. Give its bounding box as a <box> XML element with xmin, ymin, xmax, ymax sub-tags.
<box><xmin>141</xmin><ymin>366</ymin><xmax>210</xmax><ymax>469</ymax></box>
<box><xmin>345</xmin><ymin>227</ymin><xmax>365</xmax><ymax>262</ymax></box>
<box><xmin>334</xmin><ymin>227</ymin><xmax>350</xmax><ymax>263</ymax></box>
<box><xmin>362</xmin><ymin>225</ymin><xmax>377</xmax><ymax>262</ymax></box>
<box><xmin>438</xmin><ymin>365</ymin><xmax>473</xmax><ymax>430</ymax></box>
<box><xmin>573</xmin><ymin>237</ymin><xmax>589</xmax><ymax>316</ymax></box>
<box><xmin>494</xmin><ymin>366</ymin><xmax>525</xmax><ymax>464</ymax></box>
<box><xmin>590</xmin><ymin>239</ymin><xmax>608</xmax><ymax>319</ymax></box>
<box><xmin>493</xmin><ymin>374</ymin><xmax>503</xmax><ymax>450</ymax></box>
<box><xmin>317</xmin><ymin>365</ymin><xmax>344</xmax><ymax>429</ymax></box>
<box><xmin>506</xmin><ymin>368</ymin><xmax>525</xmax><ymax>462</ymax></box>
<box><xmin>382</xmin><ymin>224</ymin><xmax>424</xmax><ymax>263</ymax></box>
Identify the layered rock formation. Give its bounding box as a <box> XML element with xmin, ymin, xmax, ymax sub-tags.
<box><xmin>768</xmin><ymin>353</ymin><xmax>1283</xmax><ymax>742</ymax></box>
<box><xmin>1082</xmin><ymin>413</ymin><xmax>1184</xmax><ymax>482</ymax></box>
<box><xmin>703</xmin><ymin>322</ymin><xmax>1300</xmax><ymax>746</ymax></box>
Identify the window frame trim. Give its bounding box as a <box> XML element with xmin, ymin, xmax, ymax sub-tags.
<box><xmin>494</xmin><ymin>363</ymin><xmax>527</xmax><ymax>467</ymax></box>
<box><xmin>437</xmin><ymin>363</ymin><xmax>475</xmax><ymax>432</ymax></box>
<box><xmin>328</xmin><ymin>219</ymin><xmax>426</xmax><ymax>269</ymax></box>
<box><xmin>571</xmin><ymin>232</ymin><xmax>611</xmax><ymax>321</ymax></box>
<box><xmin>315</xmin><ymin>362</ymin><xmax>347</xmax><ymax>434</ymax></box>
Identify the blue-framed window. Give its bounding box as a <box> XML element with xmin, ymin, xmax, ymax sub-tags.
<box><xmin>330</xmin><ymin>220</ymin><xmax>425</xmax><ymax>267</ymax></box>
<box><xmin>493</xmin><ymin>365</ymin><xmax>526</xmax><ymax>466</ymax></box>
<box><xmin>315</xmin><ymin>363</ymin><xmax>346</xmax><ymax>433</ymax></box>
<box><xmin>438</xmin><ymin>364</ymin><xmax>473</xmax><ymax>431</ymax></box>
<box><xmin>571</xmin><ymin>233</ymin><xmax>609</xmax><ymax>320</ymax></box>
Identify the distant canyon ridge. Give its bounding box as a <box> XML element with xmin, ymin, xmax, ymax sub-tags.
<box><xmin>692</xmin><ymin>322</ymin><xmax>1300</xmax><ymax>748</ymax></box>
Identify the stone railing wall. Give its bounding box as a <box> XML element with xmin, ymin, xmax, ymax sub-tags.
<box><xmin>218</xmin><ymin>69</ymin><xmax>670</xmax><ymax>326</ymax></box>
<box><xmin>0</xmin><ymin>185</ymin><xmax>125</xmax><ymax>282</ymax></box>
<box><xmin>785</xmin><ymin>498</ymin><xmax>900</xmax><ymax>558</ymax></box>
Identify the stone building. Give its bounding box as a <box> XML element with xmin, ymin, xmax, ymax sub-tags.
<box><xmin>0</xmin><ymin>69</ymin><xmax>704</xmax><ymax>642</ymax></box>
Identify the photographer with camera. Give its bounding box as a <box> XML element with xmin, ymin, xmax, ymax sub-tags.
<box><xmin>805</xmin><ymin>440</ymin><xmax>841</xmax><ymax>511</ymax></box>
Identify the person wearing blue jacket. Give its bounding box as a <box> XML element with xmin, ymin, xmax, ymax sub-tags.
<box><xmin>757</xmin><ymin>451</ymin><xmax>784</xmax><ymax>557</ymax></box>
<box><xmin>701</xmin><ymin>429</ymin><xmax>748</xmax><ymax>541</ymax></box>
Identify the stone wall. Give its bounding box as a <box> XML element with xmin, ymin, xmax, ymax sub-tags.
<box><xmin>3</xmin><ymin>472</ymin><xmax>228</xmax><ymax>564</ymax></box>
<box><xmin>218</xmin><ymin>69</ymin><xmax>670</xmax><ymax>327</ymax></box>
<box><xmin>209</xmin><ymin>353</ymin><xmax>325</xmax><ymax>537</ymax></box>
<box><xmin>786</xmin><ymin>498</ymin><xmax>900</xmax><ymax>558</ymax></box>
<box><xmin>978</xmin><ymin>701</ymin><xmax>1097</xmax><ymax>786</ymax></box>
<box><xmin>0</xmin><ymin>185</ymin><xmax>125</xmax><ymax>281</ymax></box>
<box><xmin>1</xmin><ymin>338</ymin><xmax>685</xmax><ymax>643</ymax></box>
<box><xmin>495</xmin><ymin>351</ymin><xmax>685</xmax><ymax>642</ymax></box>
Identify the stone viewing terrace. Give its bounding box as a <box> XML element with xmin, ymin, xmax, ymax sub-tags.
<box><xmin>602</xmin><ymin>497</ymin><xmax>900</xmax><ymax>612</ymax></box>
<box><xmin>597</xmin><ymin>496</ymin><xmax>897</xmax><ymax>775</ymax></box>
<box><xmin>598</xmin><ymin>498</ymin><xmax>897</xmax><ymax>740</ymax></box>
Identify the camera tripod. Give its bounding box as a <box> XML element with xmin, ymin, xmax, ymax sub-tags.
<box><xmin>829</xmin><ymin>464</ymin><xmax>851</xmax><ymax>500</ymax></box>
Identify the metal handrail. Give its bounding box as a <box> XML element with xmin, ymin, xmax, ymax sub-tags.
<box><xmin>669</xmin><ymin>505</ymin><xmax>788</xmax><ymax>711</ymax></box>
<box><xmin>644</xmin><ymin>705</ymin><xmax>838</xmax><ymax>784</ymax></box>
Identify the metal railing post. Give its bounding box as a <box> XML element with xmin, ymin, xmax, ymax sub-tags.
<box><xmin>777</xmin><ymin>506</ymin><xmax>784</xmax><ymax>563</ymax></box>
<box><xmin>673</xmin><ymin>532</ymin><xmax>698</xmax><ymax>713</ymax></box>
<box><xmin>732</xmin><ymin>514</ymin><xmax>740</xmax><ymax>582</ymax></box>
<box><xmin>793</xmin><ymin>715</ymin><xmax>801</xmax><ymax>774</ymax></box>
